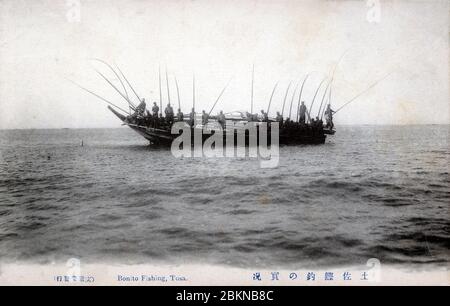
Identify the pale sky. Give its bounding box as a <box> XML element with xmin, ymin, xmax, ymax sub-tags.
<box><xmin>0</xmin><ymin>0</ymin><xmax>448</xmax><ymax>129</ymax></box>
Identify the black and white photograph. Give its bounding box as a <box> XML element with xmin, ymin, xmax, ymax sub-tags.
<box><xmin>0</xmin><ymin>0</ymin><xmax>448</xmax><ymax>287</ymax></box>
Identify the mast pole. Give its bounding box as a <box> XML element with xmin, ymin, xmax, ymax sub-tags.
<box><xmin>159</xmin><ymin>66</ymin><xmax>162</xmax><ymax>113</ymax></box>
<box><xmin>251</xmin><ymin>64</ymin><xmax>254</xmax><ymax>114</ymax></box>
<box><xmin>192</xmin><ymin>74</ymin><xmax>195</xmax><ymax>111</ymax></box>
<box><xmin>175</xmin><ymin>76</ymin><xmax>181</xmax><ymax>111</ymax></box>
<box><xmin>165</xmin><ymin>66</ymin><xmax>171</xmax><ymax>106</ymax></box>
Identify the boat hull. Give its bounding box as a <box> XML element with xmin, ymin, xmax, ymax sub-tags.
<box><xmin>108</xmin><ymin>106</ymin><xmax>328</xmax><ymax>146</ymax></box>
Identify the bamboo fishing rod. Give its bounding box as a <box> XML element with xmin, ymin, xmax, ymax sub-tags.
<box><xmin>314</xmin><ymin>50</ymin><xmax>348</xmax><ymax>119</ymax></box>
<box><xmin>334</xmin><ymin>71</ymin><xmax>394</xmax><ymax>114</ymax></box>
<box><xmin>67</xmin><ymin>78</ymin><xmax>131</xmax><ymax>115</ymax></box>
<box><xmin>165</xmin><ymin>66</ymin><xmax>171</xmax><ymax>106</ymax></box>
<box><xmin>89</xmin><ymin>60</ymin><xmax>137</xmax><ymax>112</ymax></box>
<box><xmin>192</xmin><ymin>74</ymin><xmax>195</xmax><ymax>111</ymax></box>
<box><xmin>93</xmin><ymin>68</ymin><xmax>133</xmax><ymax>108</ymax></box>
<box><xmin>321</xmin><ymin>85</ymin><xmax>332</xmax><ymax>119</ymax></box>
<box><xmin>317</xmin><ymin>79</ymin><xmax>332</xmax><ymax>118</ymax></box>
<box><xmin>174</xmin><ymin>75</ymin><xmax>181</xmax><ymax>111</ymax></box>
<box><xmin>251</xmin><ymin>64</ymin><xmax>254</xmax><ymax>114</ymax></box>
<box><xmin>89</xmin><ymin>58</ymin><xmax>131</xmax><ymax>105</ymax></box>
<box><xmin>307</xmin><ymin>77</ymin><xmax>327</xmax><ymax>122</ymax></box>
<box><xmin>114</xmin><ymin>64</ymin><xmax>142</xmax><ymax>107</ymax></box>
<box><xmin>288</xmin><ymin>82</ymin><xmax>300</xmax><ymax>119</ymax></box>
<box><xmin>266</xmin><ymin>81</ymin><xmax>279</xmax><ymax>115</ymax></box>
<box><xmin>208</xmin><ymin>78</ymin><xmax>233</xmax><ymax>117</ymax></box>
<box><xmin>296</xmin><ymin>73</ymin><xmax>311</xmax><ymax>122</ymax></box>
<box><xmin>281</xmin><ymin>81</ymin><xmax>292</xmax><ymax>118</ymax></box>
<box><xmin>159</xmin><ymin>66</ymin><xmax>163</xmax><ymax>112</ymax></box>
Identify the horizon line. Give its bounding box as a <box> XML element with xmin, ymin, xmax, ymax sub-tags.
<box><xmin>0</xmin><ymin>123</ymin><xmax>449</xmax><ymax>131</ymax></box>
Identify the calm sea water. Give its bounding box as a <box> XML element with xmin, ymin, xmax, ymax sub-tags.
<box><xmin>0</xmin><ymin>125</ymin><xmax>448</xmax><ymax>268</ymax></box>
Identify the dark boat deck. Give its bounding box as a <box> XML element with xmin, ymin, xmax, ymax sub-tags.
<box><xmin>108</xmin><ymin>106</ymin><xmax>333</xmax><ymax>146</ymax></box>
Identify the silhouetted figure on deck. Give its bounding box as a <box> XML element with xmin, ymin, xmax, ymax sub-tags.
<box><xmin>299</xmin><ymin>101</ymin><xmax>307</xmax><ymax>124</ymax></box>
<box><xmin>177</xmin><ymin>108</ymin><xmax>184</xmax><ymax>122</ymax></box>
<box><xmin>131</xmin><ymin>98</ymin><xmax>146</xmax><ymax>121</ymax></box>
<box><xmin>152</xmin><ymin>102</ymin><xmax>159</xmax><ymax>117</ymax></box>
<box><xmin>165</xmin><ymin>103</ymin><xmax>174</xmax><ymax>125</ymax></box>
<box><xmin>284</xmin><ymin>118</ymin><xmax>292</xmax><ymax>128</ymax></box>
<box><xmin>260</xmin><ymin>110</ymin><xmax>268</xmax><ymax>122</ymax></box>
<box><xmin>324</xmin><ymin>104</ymin><xmax>335</xmax><ymax>129</ymax></box>
<box><xmin>217</xmin><ymin>110</ymin><xmax>226</xmax><ymax>130</ymax></box>
<box><xmin>189</xmin><ymin>108</ymin><xmax>196</xmax><ymax>127</ymax></box>
<box><xmin>275</xmin><ymin>111</ymin><xmax>283</xmax><ymax>125</ymax></box>
<box><xmin>202</xmin><ymin>110</ymin><xmax>209</xmax><ymax>125</ymax></box>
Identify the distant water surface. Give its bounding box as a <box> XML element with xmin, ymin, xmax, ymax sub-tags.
<box><xmin>0</xmin><ymin>125</ymin><xmax>448</xmax><ymax>268</ymax></box>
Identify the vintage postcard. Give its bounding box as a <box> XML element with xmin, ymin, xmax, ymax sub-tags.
<box><xmin>0</xmin><ymin>0</ymin><xmax>448</xmax><ymax>290</ymax></box>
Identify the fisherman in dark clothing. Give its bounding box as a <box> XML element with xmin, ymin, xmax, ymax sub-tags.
<box><xmin>135</xmin><ymin>98</ymin><xmax>146</xmax><ymax>117</ymax></box>
<box><xmin>145</xmin><ymin>110</ymin><xmax>152</xmax><ymax>127</ymax></box>
<box><xmin>317</xmin><ymin>117</ymin><xmax>323</xmax><ymax>129</ymax></box>
<box><xmin>260</xmin><ymin>110</ymin><xmax>268</xmax><ymax>122</ymax></box>
<box><xmin>324</xmin><ymin>104</ymin><xmax>335</xmax><ymax>129</ymax></box>
<box><xmin>299</xmin><ymin>101</ymin><xmax>307</xmax><ymax>124</ymax></box>
<box><xmin>202</xmin><ymin>110</ymin><xmax>209</xmax><ymax>125</ymax></box>
<box><xmin>165</xmin><ymin>103</ymin><xmax>174</xmax><ymax>125</ymax></box>
<box><xmin>152</xmin><ymin>102</ymin><xmax>159</xmax><ymax>117</ymax></box>
<box><xmin>177</xmin><ymin>108</ymin><xmax>184</xmax><ymax>122</ymax></box>
<box><xmin>246</xmin><ymin>112</ymin><xmax>258</xmax><ymax>121</ymax></box>
<box><xmin>189</xmin><ymin>108</ymin><xmax>196</xmax><ymax>127</ymax></box>
<box><xmin>275</xmin><ymin>111</ymin><xmax>283</xmax><ymax>125</ymax></box>
<box><xmin>313</xmin><ymin>116</ymin><xmax>322</xmax><ymax>130</ymax></box>
<box><xmin>217</xmin><ymin>110</ymin><xmax>226</xmax><ymax>130</ymax></box>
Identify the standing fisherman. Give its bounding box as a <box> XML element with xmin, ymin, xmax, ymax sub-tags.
<box><xmin>202</xmin><ymin>110</ymin><xmax>209</xmax><ymax>125</ymax></box>
<box><xmin>217</xmin><ymin>110</ymin><xmax>226</xmax><ymax>130</ymax></box>
<box><xmin>299</xmin><ymin>101</ymin><xmax>307</xmax><ymax>124</ymax></box>
<box><xmin>275</xmin><ymin>111</ymin><xmax>283</xmax><ymax>125</ymax></box>
<box><xmin>135</xmin><ymin>98</ymin><xmax>146</xmax><ymax>117</ymax></box>
<box><xmin>177</xmin><ymin>108</ymin><xmax>184</xmax><ymax>122</ymax></box>
<box><xmin>152</xmin><ymin>102</ymin><xmax>159</xmax><ymax>117</ymax></box>
<box><xmin>189</xmin><ymin>108</ymin><xmax>196</xmax><ymax>127</ymax></box>
<box><xmin>165</xmin><ymin>103</ymin><xmax>174</xmax><ymax>125</ymax></box>
<box><xmin>324</xmin><ymin>104</ymin><xmax>335</xmax><ymax>129</ymax></box>
<box><xmin>260</xmin><ymin>109</ymin><xmax>268</xmax><ymax>122</ymax></box>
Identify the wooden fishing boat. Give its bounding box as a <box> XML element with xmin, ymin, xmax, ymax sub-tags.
<box><xmin>108</xmin><ymin>106</ymin><xmax>332</xmax><ymax>146</ymax></box>
<box><xmin>71</xmin><ymin>59</ymin><xmax>342</xmax><ymax>146</ymax></box>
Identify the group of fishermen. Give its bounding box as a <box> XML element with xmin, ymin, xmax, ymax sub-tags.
<box><xmin>247</xmin><ymin>101</ymin><xmax>335</xmax><ymax>130</ymax></box>
<box><xmin>127</xmin><ymin>98</ymin><xmax>335</xmax><ymax>130</ymax></box>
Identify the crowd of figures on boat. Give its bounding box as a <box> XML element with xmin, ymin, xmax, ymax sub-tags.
<box><xmin>125</xmin><ymin>98</ymin><xmax>335</xmax><ymax>134</ymax></box>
